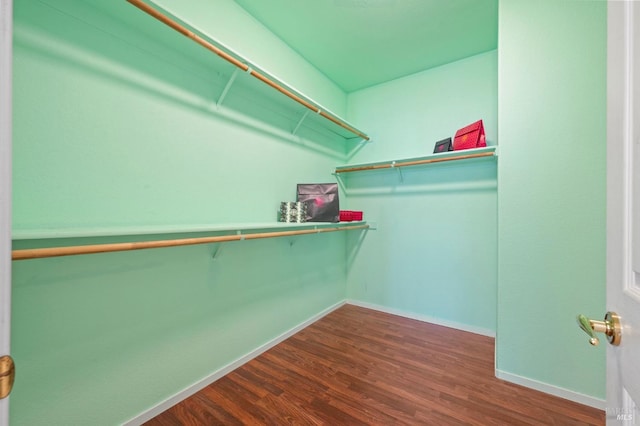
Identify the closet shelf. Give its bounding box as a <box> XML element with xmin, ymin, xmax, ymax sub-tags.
<box><xmin>127</xmin><ymin>0</ymin><xmax>369</xmax><ymax>143</ymax></box>
<box><xmin>12</xmin><ymin>222</ymin><xmax>368</xmax><ymax>260</ymax></box>
<box><xmin>334</xmin><ymin>146</ymin><xmax>497</xmax><ymax>174</ymax></box>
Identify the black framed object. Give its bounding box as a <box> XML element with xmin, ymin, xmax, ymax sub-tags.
<box><xmin>433</xmin><ymin>137</ymin><xmax>453</xmax><ymax>153</ymax></box>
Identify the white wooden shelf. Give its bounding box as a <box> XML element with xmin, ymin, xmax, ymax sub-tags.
<box><xmin>126</xmin><ymin>0</ymin><xmax>369</xmax><ymax>145</ymax></box>
<box><xmin>334</xmin><ymin>146</ymin><xmax>497</xmax><ymax>174</ymax></box>
<box><xmin>12</xmin><ymin>221</ymin><xmax>367</xmax><ymax>241</ymax></box>
<box><xmin>12</xmin><ymin>222</ymin><xmax>369</xmax><ymax>260</ymax></box>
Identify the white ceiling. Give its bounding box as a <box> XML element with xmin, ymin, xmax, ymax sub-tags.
<box><xmin>234</xmin><ymin>0</ymin><xmax>498</xmax><ymax>92</ymax></box>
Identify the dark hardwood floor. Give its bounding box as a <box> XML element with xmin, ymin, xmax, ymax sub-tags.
<box><xmin>145</xmin><ymin>304</ymin><xmax>604</xmax><ymax>425</ymax></box>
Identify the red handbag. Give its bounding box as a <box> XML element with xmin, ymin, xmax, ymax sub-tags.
<box><xmin>453</xmin><ymin>120</ymin><xmax>486</xmax><ymax>151</ymax></box>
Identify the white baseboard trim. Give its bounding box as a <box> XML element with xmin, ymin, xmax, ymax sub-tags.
<box><xmin>495</xmin><ymin>369</ymin><xmax>605</xmax><ymax>410</ymax></box>
<box><xmin>123</xmin><ymin>300</ymin><xmax>346</xmax><ymax>426</ymax></box>
<box><xmin>346</xmin><ymin>299</ymin><xmax>496</xmax><ymax>338</ymax></box>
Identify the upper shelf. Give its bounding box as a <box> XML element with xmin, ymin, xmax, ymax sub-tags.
<box><xmin>334</xmin><ymin>146</ymin><xmax>497</xmax><ymax>174</ymax></box>
<box><xmin>126</xmin><ymin>0</ymin><xmax>369</xmax><ymax>144</ymax></box>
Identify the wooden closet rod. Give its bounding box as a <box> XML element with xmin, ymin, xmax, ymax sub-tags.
<box><xmin>335</xmin><ymin>152</ymin><xmax>495</xmax><ymax>174</ymax></box>
<box><xmin>126</xmin><ymin>0</ymin><xmax>369</xmax><ymax>141</ymax></box>
<box><xmin>12</xmin><ymin>224</ymin><xmax>369</xmax><ymax>260</ymax></box>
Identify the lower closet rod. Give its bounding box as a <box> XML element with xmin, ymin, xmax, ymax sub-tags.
<box><xmin>12</xmin><ymin>224</ymin><xmax>369</xmax><ymax>261</ymax></box>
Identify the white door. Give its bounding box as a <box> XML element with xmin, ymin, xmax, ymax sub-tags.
<box><xmin>0</xmin><ymin>0</ymin><xmax>12</xmax><ymax>425</ymax></box>
<box><xmin>606</xmin><ymin>0</ymin><xmax>640</xmax><ymax>423</ymax></box>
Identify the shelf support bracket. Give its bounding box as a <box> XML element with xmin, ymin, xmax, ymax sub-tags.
<box><xmin>292</xmin><ymin>110</ymin><xmax>311</xmax><ymax>136</ymax></box>
<box><xmin>211</xmin><ymin>244</ymin><xmax>222</xmax><ymax>260</ymax></box>
<box><xmin>217</xmin><ymin>68</ymin><xmax>239</xmax><ymax>107</ymax></box>
<box><xmin>346</xmin><ymin>138</ymin><xmax>372</xmax><ymax>160</ymax></box>
<box><xmin>334</xmin><ymin>172</ymin><xmax>346</xmax><ymax>195</ymax></box>
<box><xmin>391</xmin><ymin>161</ymin><xmax>404</xmax><ymax>182</ymax></box>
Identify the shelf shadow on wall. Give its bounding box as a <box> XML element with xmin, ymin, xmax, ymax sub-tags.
<box><xmin>346</xmin><ymin>227</ymin><xmax>369</xmax><ymax>274</ymax></box>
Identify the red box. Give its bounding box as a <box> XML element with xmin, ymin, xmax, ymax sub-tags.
<box><xmin>340</xmin><ymin>210</ymin><xmax>363</xmax><ymax>222</ymax></box>
<box><xmin>453</xmin><ymin>120</ymin><xmax>486</xmax><ymax>151</ymax></box>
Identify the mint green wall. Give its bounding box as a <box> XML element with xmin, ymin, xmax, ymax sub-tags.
<box><xmin>497</xmin><ymin>0</ymin><xmax>606</xmax><ymax>400</ymax></box>
<box><xmin>11</xmin><ymin>0</ymin><xmax>349</xmax><ymax>424</ymax></box>
<box><xmin>12</xmin><ymin>234</ymin><xmax>346</xmax><ymax>425</ymax></box>
<box><xmin>13</xmin><ymin>0</ymin><xmax>348</xmax><ymax>231</ymax></box>
<box><xmin>10</xmin><ymin>0</ymin><xmax>608</xmax><ymax>423</ymax></box>
<box><xmin>345</xmin><ymin>51</ymin><xmax>498</xmax><ymax>334</ymax></box>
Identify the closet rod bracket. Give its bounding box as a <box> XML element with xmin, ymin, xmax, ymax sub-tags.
<box><xmin>334</xmin><ymin>173</ymin><xmax>346</xmax><ymax>194</ymax></box>
<box><xmin>211</xmin><ymin>244</ymin><xmax>222</xmax><ymax>260</ymax></box>
<box><xmin>292</xmin><ymin>110</ymin><xmax>311</xmax><ymax>136</ymax></box>
<box><xmin>217</xmin><ymin>68</ymin><xmax>239</xmax><ymax>107</ymax></box>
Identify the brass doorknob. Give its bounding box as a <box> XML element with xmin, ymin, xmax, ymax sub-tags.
<box><xmin>576</xmin><ymin>312</ymin><xmax>621</xmax><ymax>346</ymax></box>
<box><xmin>0</xmin><ymin>355</ymin><xmax>15</xmax><ymax>399</ymax></box>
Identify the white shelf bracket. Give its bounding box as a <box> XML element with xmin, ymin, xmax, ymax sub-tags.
<box><xmin>292</xmin><ymin>110</ymin><xmax>310</xmax><ymax>135</ymax></box>
<box><xmin>236</xmin><ymin>230</ymin><xmax>246</xmax><ymax>241</ymax></box>
<box><xmin>346</xmin><ymin>137</ymin><xmax>372</xmax><ymax>160</ymax></box>
<box><xmin>211</xmin><ymin>244</ymin><xmax>222</xmax><ymax>260</ymax></box>
<box><xmin>217</xmin><ymin>68</ymin><xmax>239</xmax><ymax>107</ymax></box>
<box><xmin>398</xmin><ymin>167</ymin><xmax>404</xmax><ymax>182</ymax></box>
<box><xmin>335</xmin><ymin>172</ymin><xmax>346</xmax><ymax>195</ymax></box>
<box><xmin>391</xmin><ymin>161</ymin><xmax>404</xmax><ymax>182</ymax></box>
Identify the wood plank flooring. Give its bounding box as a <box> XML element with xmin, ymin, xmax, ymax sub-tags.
<box><xmin>145</xmin><ymin>304</ymin><xmax>604</xmax><ymax>425</ymax></box>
